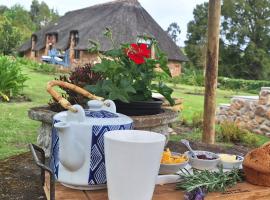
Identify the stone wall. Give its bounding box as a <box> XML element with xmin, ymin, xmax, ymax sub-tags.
<box><xmin>217</xmin><ymin>88</ymin><xmax>270</xmax><ymax>136</ymax></box>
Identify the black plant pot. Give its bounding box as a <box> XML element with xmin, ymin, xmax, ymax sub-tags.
<box><xmin>114</xmin><ymin>98</ymin><xmax>163</xmax><ymax>116</ymax></box>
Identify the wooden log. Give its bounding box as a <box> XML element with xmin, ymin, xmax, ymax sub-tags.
<box><xmin>202</xmin><ymin>0</ymin><xmax>221</xmax><ymax>144</ymax></box>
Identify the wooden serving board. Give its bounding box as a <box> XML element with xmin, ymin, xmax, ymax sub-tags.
<box><xmin>44</xmin><ymin>173</ymin><xmax>270</xmax><ymax>200</ymax></box>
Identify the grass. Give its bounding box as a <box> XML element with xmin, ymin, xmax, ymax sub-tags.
<box><xmin>170</xmin><ymin>83</ymin><xmax>254</xmax><ymax>122</ymax></box>
<box><xmin>0</xmin><ymin>67</ymin><xmax>57</xmax><ymax>159</ymax></box>
<box><xmin>0</xmin><ymin>66</ymin><xmax>269</xmax><ymax>159</ymax></box>
<box><xmin>169</xmin><ymin>128</ymin><xmax>270</xmax><ymax>148</ymax></box>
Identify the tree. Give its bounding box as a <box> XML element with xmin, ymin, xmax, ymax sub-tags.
<box><xmin>0</xmin><ymin>17</ymin><xmax>22</xmax><ymax>55</ymax></box>
<box><xmin>30</xmin><ymin>0</ymin><xmax>59</xmax><ymax>29</ymax></box>
<box><xmin>222</xmin><ymin>0</ymin><xmax>270</xmax><ymax>79</ymax></box>
<box><xmin>218</xmin><ymin>41</ymin><xmax>243</xmax><ymax>78</ymax></box>
<box><xmin>185</xmin><ymin>0</ymin><xmax>270</xmax><ymax>80</ymax></box>
<box><xmin>184</xmin><ymin>2</ymin><xmax>208</xmax><ymax>69</ymax></box>
<box><xmin>0</xmin><ymin>1</ymin><xmax>60</xmax><ymax>55</ymax></box>
<box><xmin>30</xmin><ymin>0</ymin><xmax>40</xmax><ymax>28</ymax></box>
<box><xmin>4</xmin><ymin>5</ymin><xmax>35</xmax><ymax>41</ymax></box>
<box><xmin>0</xmin><ymin>5</ymin><xmax>8</xmax><ymax>14</ymax></box>
<box><xmin>166</xmin><ymin>22</ymin><xmax>181</xmax><ymax>44</ymax></box>
<box><xmin>38</xmin><ymin>2</ymin><xmax>53</xmax><ymax>27</ymax></box>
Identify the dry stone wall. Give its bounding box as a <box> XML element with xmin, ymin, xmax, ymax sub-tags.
<box><xmin>217</xmin><ymin>88</ymin><xmax>270</xmax><ymax>137</ymax></box>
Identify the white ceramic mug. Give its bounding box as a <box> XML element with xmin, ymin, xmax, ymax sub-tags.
<box><xmin>104</xmin><ymin>130</ymin><xmax>166</xmax><ymax>200</ymax></box>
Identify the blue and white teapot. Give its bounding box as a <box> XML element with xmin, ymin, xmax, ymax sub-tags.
<box><xmin>47</xmin><ymin>81</ymin><xmax>133</xmax><ymax>190</ymax></box>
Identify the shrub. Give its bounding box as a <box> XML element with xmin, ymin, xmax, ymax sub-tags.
<box><xmin>216</xmin><ymin>121</ymin><xmax>259</xmax><ymax>147</ymax></box>
<box><xmin>218</xmin><ymin>77</ymin><xmax>270</xmax><ymax>93</ymax></box>
<box><xmin>191</xmin><ymin>111</ymin><xmax>203</xmax><ymax>128</ymax></box>
<box><xmin>155</xmin><ymin>69</ymin><xmax>270</xmax><ymax>94</ymax></box>
<box><xmin>34</xmin><ymin>62</ymin><xmax>57</xmax><ymax>73</ymax></box>
<box><xmin>170</xmin><ymin>69</ymin><xmax>205</xmax><ymax>86</ymax></box>
<box><xmin>16</xmin><ymin>57</ymin><xmax>56</xmax><ymax>74</ymax></box>
<box><xmin>155</xmin><ymin>69</ymin><xmax>205</xmax><ymax>88</ymax></box>
<box><xmin>0</xmin><ymin>56</ymin><xmax>28</xmax><ymax>101</ymax></box>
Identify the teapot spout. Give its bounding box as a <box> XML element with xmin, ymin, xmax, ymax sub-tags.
<box><xmin>54</xmin><ymin>121</ymin><xmax>69</xmax><ymax>132</ymax></box>
<box><xmin>54</xmin><ymin>121</ymin><xmax>85</xmax><ymax>171</ymax></box>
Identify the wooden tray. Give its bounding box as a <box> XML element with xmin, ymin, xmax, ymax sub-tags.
<box><xmin>44</xmin><ymin>173</ymin><xmax>270</xmax><ymax>200</ymax></box>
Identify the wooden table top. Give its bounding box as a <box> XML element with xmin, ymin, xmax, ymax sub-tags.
<box><xmin>44</xmin><ymin>173</ymin><xmax>270</xmax><ymax>200</ymax></box>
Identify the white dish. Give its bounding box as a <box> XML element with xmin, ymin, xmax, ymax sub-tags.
<box><xmin>185</xmin><ymin>151</ymin><xmax>220</xmax><ymax>170</ymax></box>
<box><xmin>218</xmin><ymin>154</ymin><xmax>243</xmax><ymax>169</ymax></box>
<box><xmin>159</xmin><ymin>152</ymin><xmax>189</xmax><ymax>174</ymax></box>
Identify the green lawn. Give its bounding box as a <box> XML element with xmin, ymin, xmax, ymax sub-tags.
<box><xmin>170</xmin><ymin>83</ymin><xmax>254</xmax><ymax>121</ymax></box>
<box><xmin>0</xmin><ymin>68</ymin><xmax>268</xmax><ymax>159</ymax></box>
<box><xmin>0</xmin><ymin>67</ymin><xmax>56</xmax><ymax>159</ymax></box>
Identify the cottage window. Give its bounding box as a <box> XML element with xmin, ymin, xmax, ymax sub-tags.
<box><xmin>31</xmin><ymin>35</ymin><xmax>37</xmax><ymax>57</ymax></box>
<box><xmin>136</xmin><ymin>36</ymin><xmax>152</xmax><ymax>47</ymax></box>
<box><xmin>75</xmin><ymin>32</ymin><xmax>79</xmax><ymax>45</ymax></box>
<box><xmin>137</xmin><ymin>36</ymin><xmax>155</xmax><ymax>58</ymax></box>
<box><xmin>47</xmin><ymin>34</ymin><xmax>52</xmax><ymax>41</ymax></box>
<box><xmin>75</xmin><ymin>50</ymin><xmax>80</xmax><ymax>59</ymax></box>
<box><xmin>31</xmin><ymin>50</ymin><xmax>38</xmax><ymax>57</ymax></box>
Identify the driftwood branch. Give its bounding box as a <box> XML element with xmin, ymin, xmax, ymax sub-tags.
<box><xmin>47</xmin><ymin>80</ymin><xmax>104</xmax><ymax>112</ymax></box>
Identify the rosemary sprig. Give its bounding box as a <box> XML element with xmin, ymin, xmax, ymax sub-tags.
<box><xmin>176</xmin><ymin>166</ymin><xmax>243</xmax><ymax>193</ymax></box>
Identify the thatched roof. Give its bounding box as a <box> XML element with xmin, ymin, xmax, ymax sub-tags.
<box><xmin>19</xmin><ymin>0</ymin><xmax>188</xmax><ymax>62</ymax></box>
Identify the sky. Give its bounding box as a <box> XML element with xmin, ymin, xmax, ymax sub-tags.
<box><xmin>2</xmin><ymin>0</ymin><xmax>208</xmax><ymax>46</ymax></box>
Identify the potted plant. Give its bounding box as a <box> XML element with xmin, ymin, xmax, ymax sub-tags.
<box><xmin>86</xmin><ymin>28</ymin><xmax>175</xmax><ymax>116</ymax></box>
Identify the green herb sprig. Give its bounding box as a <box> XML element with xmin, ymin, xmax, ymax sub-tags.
<box><xmin>176</xmin><ymin>167</ymin><xmax>243</xmax><ymax>193</ymax></box>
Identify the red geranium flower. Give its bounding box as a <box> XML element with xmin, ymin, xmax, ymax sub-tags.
<box><xmin>126</xmin><ymin>43</ymin><xmax>151</xmax><ymax>64</ymax></box>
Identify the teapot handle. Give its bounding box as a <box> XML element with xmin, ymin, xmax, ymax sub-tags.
<box><xmin>47</xmin><ymin>80</ymin><xmax>104</xmax><ymax>113</ymax></box>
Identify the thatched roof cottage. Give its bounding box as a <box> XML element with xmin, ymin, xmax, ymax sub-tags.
<box><xmin>19</xmin><ymin>0</ymin><xmax>188</xmax><ymax>76</ymax></box>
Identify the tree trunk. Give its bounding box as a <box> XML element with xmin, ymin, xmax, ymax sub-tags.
<box><xmin>202</xmin><ymin>0</ymin><xmax>221</xmax><ymax>144</ymax></box>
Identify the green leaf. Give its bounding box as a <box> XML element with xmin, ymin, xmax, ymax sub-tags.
<box><xmin>159</xmin><ymin>54</ymin><xmax>172</xmax><ymax>77</ymax></box>
<box><xmin>103</xmin><ymin>49</ymin><xmax>123</xmax><ymax>58</ymax></box>
<box><xmin>88</xmin><ymin>40</ymin><xmax>100</xmax><ymax>54</ymax></box>
<box><xmin>84</xmin><ymin>82</ymin><xmax>107</xmax><ymax>98</ymax></box>
<box><xmin>151</xmin><ymin>82</ymin><xmax>175</xmax><ymax>105</ymax></box>
<box><xmin>119</xmin><ymin>79</ymin><xmax>136</xmax><ymax>94</ymax></box>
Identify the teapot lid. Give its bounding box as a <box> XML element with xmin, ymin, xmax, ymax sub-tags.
<box><xmin>85</xmin><ymin>100</ymin><xmax>118</xmax><ymax>118</ymax></box>
<box><xmin>54</xmin><ymin>100</ymin><xmax>133</xmax><ymax>126</ymax></box>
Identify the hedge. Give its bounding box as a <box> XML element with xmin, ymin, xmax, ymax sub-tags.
<box><xmin>218</xmin><ymin>77</ymin><xmax>270</xmax><ymax>93</ymax></box>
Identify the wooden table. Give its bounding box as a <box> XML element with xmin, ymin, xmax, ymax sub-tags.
<box><xmin>44</xmin><ymin>173</ymin><xmax>270</xmax><ymax>200</ymax></box>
